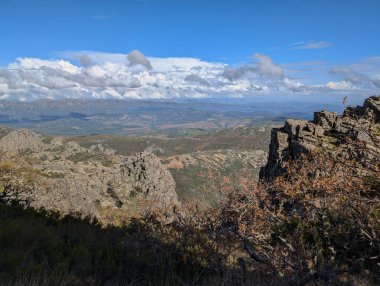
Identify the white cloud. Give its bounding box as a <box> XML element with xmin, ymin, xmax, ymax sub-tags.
<box><xmin>326</xmin><ymin>81</ymin><xmax>355</xmax><ymax>90</ymax></box>
<box><xmin>222</xmin><ymin>53</ymin><xmax>283</xmax><ymax>80</ymax></box>
<box><xmin>291</xmin><ymin>41</ymin><xmax>331</xmax><ymax>50</ymax></box>
<box><xmin>283</xmin><ymin>78</ymin><xmax>305</xmax><ymax>92</ymax></box>
<box><xmin>254</xmin><ymin>53</ymin><xmax>284</xmax><ymax>77</ymax></box>
<box><xmin>85</xmin><ymin>65</ymin><xmax>108</xmax><ymax>78</ymax></box>
<box><xmin>329</xmin><ymin>59</ymin><xmax>380</xmax><ymax>89</ymax></box>
<box><xmin>127</xmin><ymin>50</ymin><xmax>153</xmax><ymax>70</ymax></box>
<box><xmin>9</xmin><ymin>58</ymin><xmax>79</xmax><ymax>74</ymax></box>
<box><xmin>184</xmin><ymin>74</ymin><xmax>210</xmax><ymax>86</ymax></box>
<box><xmin>0</xmin><ymin>51</ymin><xmax>379</xmax><ymax>102</ymax></box>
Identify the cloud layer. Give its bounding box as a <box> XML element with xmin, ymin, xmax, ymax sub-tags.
<box><xmin>0</xmin><ymin>50</ymin><xmax>379</xmax><ymax>101</ymax></box>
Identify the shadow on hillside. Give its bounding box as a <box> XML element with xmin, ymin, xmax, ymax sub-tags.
<box><xmin>0</xmin><ymin>203</ymin><xmax>220</xmax><ymax>286</ymax></box>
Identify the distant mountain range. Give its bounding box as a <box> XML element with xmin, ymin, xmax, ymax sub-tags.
<box><xmin>0</xmin><ymin>98</ymin><xmax>341</xmax><ymax>136</ymax></box>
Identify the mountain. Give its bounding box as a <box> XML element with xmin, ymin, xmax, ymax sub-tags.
<box><xmin>0</xmin><ymin>98</ymin><xmax>340</xmax><ymax>135</ymax></box>
<box><xmin>0</xmin><ymin>129</ymin><xmax>178</xmax><ymax>224</ymax></box>
<box><xmin>0</xmin><ymin>96</ymin><xmax>379</xmax><ymax>285</ymax></box>
<box><xmin>0</xmin><ymin>124</ymin><xmax>273</xmax><ymax>212</ymax></box>
<box><xmin>63</xmin><ymin>125</ymin><xmax>273</xmax><ymax>205</ymax></box>
<box><xmin>261</xmin><ymin>95</ymin><xmax>380</xmax><ymax>179</ymax></box>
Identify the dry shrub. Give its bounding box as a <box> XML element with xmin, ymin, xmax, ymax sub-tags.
<box><xmin>216</xmin><ymin>138</ymin><xmax>380</xmax><ymax>284</ymax></box>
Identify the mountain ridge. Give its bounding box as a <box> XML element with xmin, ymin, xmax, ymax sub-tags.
<box><xmin>260</xmin><ymin>95</ymin><xmax>380</xmax><ymax>179</ymax></box>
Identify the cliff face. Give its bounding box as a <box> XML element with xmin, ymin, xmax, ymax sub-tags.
<box><xmin>260</xmin><ymin>96</ymin><xmax>380</xmax><ymax>180</ymax></box>
<box><xmin>0</xmin><ymin>129</ymin><xmax>178</xmax><ymax>222</ymax></box>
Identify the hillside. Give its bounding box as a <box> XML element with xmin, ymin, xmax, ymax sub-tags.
<box><xmin>163</xmin><ymin>149</ymin><xmax>267</xmax><ymax>205</ymax></box>
<box><xmin>0</xmin><ymin>124</ymin><xmax>272</xmax><ymax>212</ymax></box>
<box><xmin>0</xmin><ymin>96</ymin><xmax>378</xmax><ymax>285</ymax></box>
<box><xmin>0</xmin><ymin>129</ymin><xmax>178</xmax><ymax>224</ymax></box>
<box><xmin>57</xmin><ymin>125</ymin><xmax>272</xmax><ymax>205</ymax></box>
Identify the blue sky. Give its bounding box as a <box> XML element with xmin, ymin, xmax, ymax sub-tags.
<box><xmin>1</xmin><ymin>0</ymin><xmax>380</xmax><ymax>101</ymax></box>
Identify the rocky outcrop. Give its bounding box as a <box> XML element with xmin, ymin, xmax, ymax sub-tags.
<box><xmin>363</xmin><ymin>96</ymin><xmax>380</xmax><ymax>122</ymax></box>
<box><xmin>0</xmin><ymin>129</ymin><xmax>45</xmax><ymax>152</ymax></box>
<box><xmin>0</xmin><ymin>131</ymin><xmax>179</xmax><ymax>222</ymax></box>
<box><xmin>260</xmin><ymin>96</ymin><xmax>380</xmax><ymax>179</ymax></box>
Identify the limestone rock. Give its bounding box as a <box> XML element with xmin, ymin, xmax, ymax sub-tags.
<box><xmin>51</xmin><ymin>137</ymin><xmax>64</xmax><ymax>146</ymax></box>
<box><xmin>364</xmin><ymin>96</ymin><xmax>380</xmax><ymax>122</ymax></box>
<box><xmin>0</xmin><ymin>131</ymin><xmax>179</xmax><ymax>222</ymax></box>
<box><xmin>90</xmin><ymin>144</ymin><xmax>116</xmax><ymax>155</ymax></box>
<box><xmin>0</xmin><ymin>129</ymin><xmax>45</xmax><ymax>152</ymax></box>
<box><xmin>260</xmin><ymin>95</ymin><xmax>380</xmax><ymax>180</ymax></box>
<box><xmin>314</xmin><ymin>110</ymin><xmax>337</xmax><ymax>129</ymax></box>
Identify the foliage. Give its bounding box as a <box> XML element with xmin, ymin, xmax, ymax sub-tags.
<box><xmin>216</xmin><ymin>143</ymin><xmax>380</xmax><ymax>284</ymax></box>
<box><xmin>0</xmin><ymin>125</ymin><xmax>379</xmax><ymax>285</ymax></box>
<box><xmin>0</xmin><ymin>204</ymin><xmax>223</xmax><ymax>286</ymax></box>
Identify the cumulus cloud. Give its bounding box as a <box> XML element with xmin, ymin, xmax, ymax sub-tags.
<box><xmin>222</xmin><ymin>66</ymin><xmax>254</xmax><ymax>81</ymax></box>
<box><xmin>222</xmin><ymin>53</ymin><xmax>283</xmax><ymax>80</ymax></box>
<box><xmin>282</xmin><ymin>78</ymin><xmax>306</xmax><ymax>92</ymax></box>
<box><xmin>329</xmin><ymin>62</ymin><xmax>380</xmax><ymax>89</ymax></box>
<box><xmin>326</xmin><ymin>81</ymin><xmax>355</xmax><ymax>90</ymax></box>
<box><xmin>291</xmin><ymin>41</ymin><xmax>331</xmax><ymax>50</ymax></box>
<box><xmin>184</xmin><ymin>74</ymin><xmax>210</xmax><ymax>86</ymax></box>
<box><xmin>127</xmin><ymin>50</ymin><xmax>153</xmax><ymax>70</ymax></box>
<box><xmin>254</xmin><ymin>53</ymin><xmax>284</xmax><ymax>77</ymax></box>
<box><xmin>0</xmin><ymin>51</ymin><xmax>379</xmax><ymax>101</ymax></box>
<box><xmin>74</xmin><ymin>53</ymin><xmax>95</xmax><ymax>67</ymax></box>
<box><xmin>329</xmin><ymin>67</ymin><xmax>366</xmax><ymax>83</ymax></box>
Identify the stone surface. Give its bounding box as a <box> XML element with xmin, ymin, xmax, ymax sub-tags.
<box><xmin>0</xmin><ymin>129</ymin><xmax>45</xmax><ymax>152</ymax></box>
<box><xmin>0</xmin><ymin>131</ymin><xmax>179</xmax><ymax>221</ymax></box>
<box><xmin>260</xmin><ymin>95</ymin><xmax>380</xmax><ymax>180</ymax></box>
<box><xmin>364</xmin><ymin>96</ymin><xmax>380</xmax><ymax>122</ymax></box>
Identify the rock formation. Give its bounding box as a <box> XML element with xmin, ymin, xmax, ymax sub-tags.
<box><xmin>0</xmin><ymin>129</ymin><xmax>45</xmax><ymax>152</ymax></box>
<box><xmin>260</xmin><ymin>95</ymin><xmax>380</xmax><ymax>179</ymax></box>
<box><xmin>0</xmin><ymin>129</ymin><xmax>179</xmax><ymax>222</ymax></box>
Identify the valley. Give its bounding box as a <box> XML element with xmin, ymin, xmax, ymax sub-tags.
<box><xmin>0</xmin><ymin>123</ymin><xmax>273</xmax><ymax>208</ymax></box>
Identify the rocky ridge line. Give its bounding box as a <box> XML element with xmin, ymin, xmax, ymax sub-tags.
<box><xmin>260</xmin><ymin>96</ymin><xmax>380</xmax><ymax>179</ymax></box>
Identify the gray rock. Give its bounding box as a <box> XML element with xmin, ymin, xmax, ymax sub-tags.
<box><xmin>363</xmin><ymin>96</ymin><xmax>380</xmax><ymax>122</ymax></box>
<box><xmin>0</xmin><ymin>131</ymin><xmax>179</xmax><ymax>221</ymax></box>
<box><xmin>0</xmin><ymin>129</ymin><xmax>45</xmax><ymax>152</ymax></box>
<box><xmin>314</xmin><ymin>110</ymin><xmax>337</xmax><ymax>129</ymax></box>
<box><xmin>260</xmin><ymin>95</ymin><xmax>380</xmax><ymax>180</ymax></box>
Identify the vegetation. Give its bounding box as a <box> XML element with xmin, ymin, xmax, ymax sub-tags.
<box><xmin>70</xmin><ymin>125</ymin><xmax>272</xmax><ymax>157</ymax></box>
<box><xmin>0</xmin><ymin>126</ymin><xmax>379</xmax><ymax>285</ymax></box>
<box><xmin>67</xmin><ymin>152</ymin><xmax>113</xmax><ymax>167</ymax></box>
<box><xmin>0</xmin><ymin>204</ymin><xmax>214</xmax><ymax>285</ymax></box>
<box><xmin>217</xmin><ymin>151</ymin><xmax>379</xmax><ymax>284</ymax></box>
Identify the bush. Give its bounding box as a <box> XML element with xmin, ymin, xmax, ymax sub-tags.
<box><xmin>217</xmin><ymin>148</ymin><xmax>380</xmax><ymax>284</ymax></box>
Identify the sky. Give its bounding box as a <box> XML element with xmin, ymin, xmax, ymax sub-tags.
<box><xmin>1</xmin><ymin>0</ymin><xmax>380</xmax><ymax>102</ymax></box>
